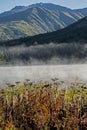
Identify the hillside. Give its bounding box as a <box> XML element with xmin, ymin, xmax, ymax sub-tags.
<box><xmin>1</xmin><ymin>16</ymin><xmax>87</xmax><ymax>46</ymax></box>
<box><xmin>0</xmin><ymin>3</ymin><xmax>87</xmax><ymax>41</ymax></box>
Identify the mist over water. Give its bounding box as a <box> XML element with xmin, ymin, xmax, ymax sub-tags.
<box><xmin>1</xmin><ymin>43</ymin><xmax>87</xmax><ymax>65</ymax></box>
<box><xmin>0</xmin><ymin>64</ymin><xmax>87</xmax><ymax>87</ymax></box>
<box><xmin>0</xmin><ymin>43</ymin><xmax>87</xmax><ymax>87</ymax></box>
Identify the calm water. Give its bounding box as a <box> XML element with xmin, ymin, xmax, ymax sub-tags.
<box><xmin>0</xmin><ymin>64</ymin><xmax>87</xmax><ymax>87</ymax></box>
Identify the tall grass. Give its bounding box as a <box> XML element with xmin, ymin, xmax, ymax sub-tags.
<box><xmin>0</xmin><ymin>80</ymin><xmax>87</xmax><ymax>130</ymax></box>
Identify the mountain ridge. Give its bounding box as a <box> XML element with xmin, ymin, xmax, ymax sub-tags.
<box><xmin>0</xmin><ymin>3</ymin><xmax>72</xmax><ymax>17</ymax></box>
<box><xmin>0</xmin><ymin>3</ymin><xmax>87</xmax><ymax>41</ymax></box>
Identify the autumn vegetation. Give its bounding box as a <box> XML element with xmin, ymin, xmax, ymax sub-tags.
<box><xmin>0</xmin><ymin>79</ymin><xmax>87</xmax><ymax>130</ymax></box>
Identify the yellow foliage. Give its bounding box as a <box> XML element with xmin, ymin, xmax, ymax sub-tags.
<box><xmin>5</xmin><ymin>122</ymin><xmax>16</xmax><ymax>130</ymax></box>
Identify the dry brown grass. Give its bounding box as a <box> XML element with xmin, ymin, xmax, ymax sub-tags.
<box><xmin>0</xmin><ymin>80</ymin><xmax>87</xmax><ymax>130</ymax></box>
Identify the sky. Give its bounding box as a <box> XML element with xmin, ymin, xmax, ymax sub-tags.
<box><xmin>0</xmin><ymin>0</ymin><xmax>87</xmax><ymax>13</ymax></box>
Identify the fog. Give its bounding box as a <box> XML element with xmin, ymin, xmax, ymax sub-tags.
<box><xmin>0</xmin><ymin>43</ymin><xmax>87</xmax><ymax>87</ymax></box>
<box><xmin>0</xmin><ymin>64</ymin><xmax>87</xmax><ymax>87</ymax></box>
<box><xmin>0</xmin><ymin>42</ymin><xmax>87</xmax><ymax>65</ymax></box>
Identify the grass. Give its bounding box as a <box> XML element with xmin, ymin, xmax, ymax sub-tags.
<box><xmin>0</xmin><ymin>79</ymin><xmax>87</xmax><ymax>130</ymax></box>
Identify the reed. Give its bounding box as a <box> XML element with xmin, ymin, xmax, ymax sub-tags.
<box><xmin>0</xmin><ymin>80</ymin><xmax>87</xmax><ymax>130</ymax></box>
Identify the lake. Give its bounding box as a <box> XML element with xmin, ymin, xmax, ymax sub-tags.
<box><xmin>0</xmin><ymin>64</ymin><xmax>87</xmax><ymax>87</ymax></box>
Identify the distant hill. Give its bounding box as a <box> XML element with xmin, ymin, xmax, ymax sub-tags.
<box><xmin>1</xmin><ymin>16</ymin><xmax>87</xmax><ymax>46</ymax></box>
<box><xmin>0</xmin><ymin>3</ymin><xmax>87</xmax><ymax>41</ymax></box>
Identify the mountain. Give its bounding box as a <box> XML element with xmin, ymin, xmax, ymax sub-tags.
<box><xmin>0</xmin><ymin>6</ymin><xmax>28</xmax><ymax>17</ymax></box>
<box><xmin>24</xmin><ymin>16</ymin><xmax>87</xmax><ymax>44</ymax></box>
<box><xmin>0</xmin><ymin>16</ymin><xmax>87</xmax><ymax>65</ymax></box>
<box><xmin>74</xmin><ymin>8</ymin><xmax>87</xmax><ymax>16</ymax></box>
<box><xmin>1</xmin><ymin>16</ymin><xmax>87</xmax><ymax>46</ymax></box>
<box><xmin>0</xmin><ymin>3</ymin><xmax>87</xmax><ymax>41</ymax></box>
<box><xmin>0</xmin><ymin>3</ymin><xmax>73</xmax><ymax>17</ymax></box>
